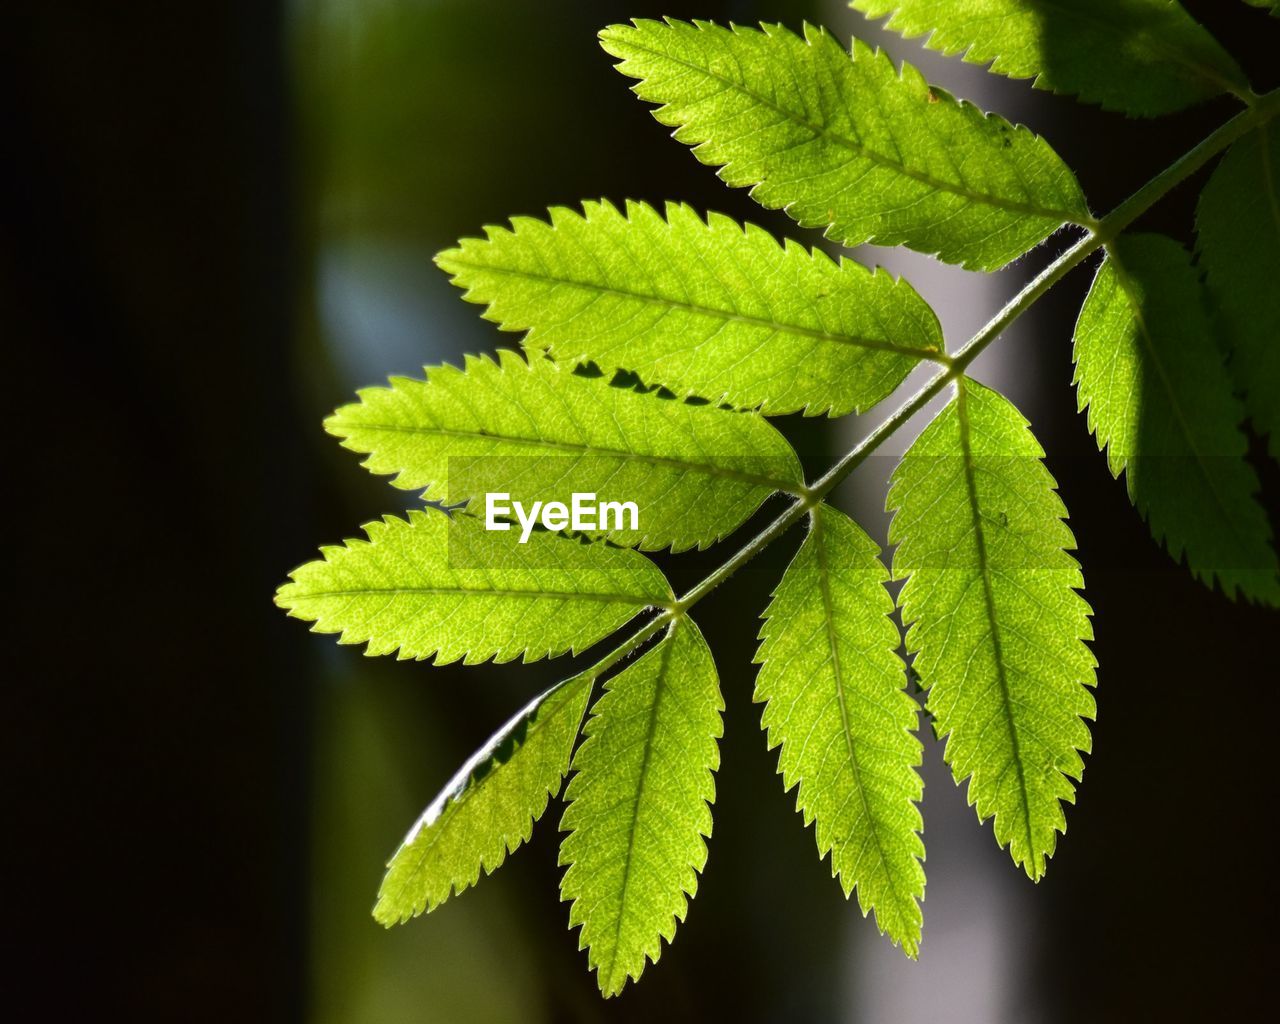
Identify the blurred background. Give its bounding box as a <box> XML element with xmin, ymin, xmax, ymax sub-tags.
<box><xmin>7</xmin><ymin>2</ymin><xmax>1278</xmax><ymax>1020</ymax></box>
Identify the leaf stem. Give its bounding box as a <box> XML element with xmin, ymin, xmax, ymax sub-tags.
<box><xmin>574</xmin><ymin>87</ymin><xmax>1280</xmax><ymax>683</ymax></box>
<box><xmin>580</xmin><ymin>610</ymin><xmax>673</xmax><ymax>678</ymax></box>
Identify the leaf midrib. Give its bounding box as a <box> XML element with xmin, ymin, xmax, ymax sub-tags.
<box><xmin>445</xmin><ymin>257</ymin><xmax>944</xmax><ymax>362</ymax></box>
<box><xmin>292</xmin><ymin>586</ymin><xmax>664</xmax><ymax>606</ymax></box>
<box><xmin>336</xmin><ymin>421</ymin><xmax>804</xmax><ymax>494</ymax></box>
<box><xmin>615</xmin><ymin>29</ymin><xmax>1085</xmax><ymax>225</ymax></box>
<box><xmin>810</xmin><ymin>509</ymin><xmax>908</xmax><ymax>919</ymax></box>
<box><xmin>603</xmin><ymin>625</ymin><xmax>676</xmax><ymax>994</ymax></box>
<box><xmin>954</xmin><ymin>381</ymin><xmax>1036</xmax><ymax>871</ymax></box>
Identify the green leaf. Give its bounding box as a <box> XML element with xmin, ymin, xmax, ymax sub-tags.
<box><xmin>888</xmin><ymin>379</ymin><xmax>1096</xmax><ymax>879</ymax></box>
<box><xmin>437</xmin><ymin>200</ymin><xmax>943</xmax><ymax>416</ymax></box>
<box><xmin>754</xmin><ymin>503</ymin><xmax>924</xmax><ymax>955</ymax></box>
<box><xmin>327</xmin><ymin>349</ymin><xmax>803</xmax><ymax>553</ymax></box>
<box><xmin>1243</xmin><ymin>0</ymin><xmax>1279</xmax><ymax>16</ymax></box>
<box><xmin>599</xmin><ymin>19</ymin><xmax>1090</xmax><ymax>271</ymax></box>
<box><xmin>559</xmin><ymin>617</ymin><xmax>723</xmax><ymax>997</ymax></box>
<box><xmin>275</xmin><ymin>508</ymin><xmax>672</xmax><ymax>664</ymax></box>
<box><xmin>1072</xmin><ymin>234</ymin><xmax>1280</xmax><ymax>604</ymax></box>
<box><xmin>850</xmin><ymin>1</ymin><xmax>1250</xmax><ymax>117</ymax></box>
<box><xmin>1197</xmin><ymin>127</ymin><xmax>1280</xmax><ymax>458</ymax></box>
<box><xmin>375</xmin><ymin>672</ymin><xmax>594</xmax><ymax>923</ymax></box>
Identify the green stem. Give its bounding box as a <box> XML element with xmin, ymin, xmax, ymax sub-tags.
<box><xmin>581</xmin><ymin>610</ymin><xmax>672</xmax><ymax>678</ymax></box>
<box><xmin>574</xmin><ymin>87</ymin><xmax>1280</xmax><ymax>681</ymax></box>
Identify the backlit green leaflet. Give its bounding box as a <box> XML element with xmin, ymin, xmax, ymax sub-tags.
<box><xmin>888</xmin><ymin>380</ymin><xmax>1096</xmax><ymax>879</ymax></box>
<box><xmin>600</xmin><ymin>20</ymin><xmax>1092</xmax><ymax>271</ymax></box>
<box><xmin>438</xmin><ymin>201</ymin><xmax>943</xmax><ymax>416</ymax></box>
<box><xmin>327</xmin><ymin>349</ymin><xmax>805</xmax><ymax>552</ymax></box>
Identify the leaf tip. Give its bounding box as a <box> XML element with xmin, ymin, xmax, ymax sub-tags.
<box><xmin>370</xmin><ymin>899</ymin><xmax>402</xmax><ymax>929</ymax></box>
<box><xmin>272</xmin><ymin>581</ymin><xmax>295</xmax><ymax>611</ymax></box>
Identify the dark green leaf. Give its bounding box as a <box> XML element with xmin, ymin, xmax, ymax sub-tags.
<box><xmin>851</xmin><ymin>0</ymin><xmax>1250</xmax><ymax>117</ymax></box>
<box><xmin>1073</xmin><ymin>234</ymin><xmax>1280</xmax><ymax>604</ymax></box>
<box><xmin>1197</xmin><ymin>127</ymin><xmax>1280</xmax><ymax>457</ymax></box>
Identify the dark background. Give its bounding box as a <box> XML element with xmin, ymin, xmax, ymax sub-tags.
<box><xmin>7</xmin><ymin>2</ymin><xmax>1277</xmax><ymax>1021</ymax></box>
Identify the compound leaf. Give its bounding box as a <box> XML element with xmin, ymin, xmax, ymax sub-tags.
<box><xmin>1073</xmin><ymin>234</ymin><xmax>1280</xmax><ymax>604</ymax></box>
<box><xmin>438</xmin><ymin>200</ymin><xmax>943</xmax><ymax>417</ymax></box>
<box><xmin>559</xmin><ymin>617</ymin><xmax>723</xmax><ymax>997</ymax></box>
<box><xmin>327</xmin><ymin>349</ymin><xmax>804</xmax><ymax>553</ymax></box>
<box><xmin>754</xmin><ymin>502</ymin><xmax>924</xmax><ymax>955</ymax></box>
<box><xmin>888</xmin><ymin>379</ymin><xmax>1096</xmax><ymax>880</ymax></box>
<box><xmin>275</xmin><ymin>508</ymin><xmax>672</xmax><ymax>664</ymax></box>
<box><xmin>850</xmin><ymin>1</ymin><xmax>1250</xmax><ymax>117</ymax></box>
<box><xmin>1197</xmin><ymin>127</ymin><xmax>1280</xmax><ymax>457</ymax></box>
<box><xmin>600</xmin><ymin>19</ymin><xmax>1090</xmax><ymax>271</ymax></box>
<box><xmin>375</xmin><ymin>672</ymin><xmax>594</xmax><ymax>923</ymax></box>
